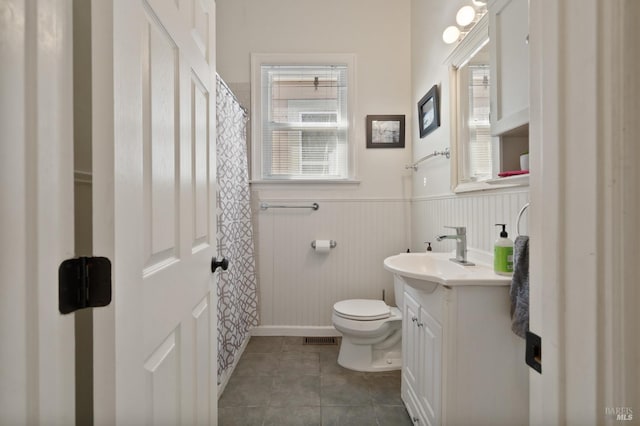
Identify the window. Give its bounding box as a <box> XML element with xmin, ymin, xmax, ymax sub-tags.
<box><xmin>251</xmin><ymin>54</ymin><xmax>355</xmax><ymax>181</ymax></box>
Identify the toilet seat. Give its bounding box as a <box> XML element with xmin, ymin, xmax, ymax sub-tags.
<box><xmin>333</xmin><ymin>299</ymin><xmax>390</xmax><ymax>321</ymax></box>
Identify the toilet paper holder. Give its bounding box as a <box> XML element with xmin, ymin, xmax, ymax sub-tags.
<box><xmin>310</xmin><ymin>240</ymin><xmax>337</xmax><ymax>249</ymax></box>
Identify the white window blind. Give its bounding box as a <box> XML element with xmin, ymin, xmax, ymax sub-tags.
<box><xmin>463</xmin><ymin>64</ymin><xmax>492</xmax><ymax>182</ymax></box>
<box><xmin>259</xmin><ymin>64</ymin><xmax>349</xmax><ymax>180</ymax></box>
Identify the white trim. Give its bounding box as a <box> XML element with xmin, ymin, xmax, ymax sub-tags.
<box><xmin>251</xmin><ymin>326</ymin><xmax>341</xmax><ymax>337</ymax></box>
<box><xmin>452</xmin><ymin>179</ymin><xmax>527</xmax><ymax>193</ymax></box>
<box><xmin>91</xmin><ymin>0</ymin><xmax>117</xmax><ymax>420</ymax></box>
<box><xmin>446</xmin><ymin>17</ymin><xmax>499</xmax><ymax>193</ymax></box>
<box><xmin>529</xmin><ymin>0</ymin><xmax>561</xmax><ymax>422</ymax></box>
<box><xmin>597</xmin><ymin>0</ymin><xmax>639</xmax><ymax>421</ymax></box>
<box><xmin>250</xmin><ymin>179</ymin><xmax>361</xmax><ymax>185</ymax></box>
<box><xmin>253</xmin><ymin>191</ymin><xmax>531</xmax><ymax>205</ymax></box>
<box><xmin>444</xmin><ymin>14</ymin><xmax>490</xmax><ymax>67</ymax></box>
<box><xmin>411</xmin><ymin>188</ymin><xmax>528</xmax><ymax>203</ymax></box>
<box><xmin>485</xmin><ymin>173</ymin><xmax>529</xmax><ymax>186</ymax></box>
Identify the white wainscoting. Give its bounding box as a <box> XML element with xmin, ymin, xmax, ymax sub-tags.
<box><xmin>250</xmin><ymin>191</ymin><xmax>528</xmax><ymax>333</ymax></box>
<box><xmin>412</xmin><ymin>189</ymin><xmax>530</xmax><ymax>254</ymax></box>
<box><xmin>252</xmin><ymin>197</ymin><xmax>411</xmax><ymax>331</ymax></box>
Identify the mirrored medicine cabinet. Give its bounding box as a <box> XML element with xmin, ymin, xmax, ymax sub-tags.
<box><xmin>447</xmin><ymin>13</ymin><xmax>528</xmax><ymax>193</ymax></box>
<box><xmin>448</xmin><ymin>14</ymin><xmax>494</xmax><ymax>192</ymax></box>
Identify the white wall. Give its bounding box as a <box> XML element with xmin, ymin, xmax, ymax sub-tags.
<box><xmin>254</xmin><ymin>199</ymin><xmax>409</xmax><ymax>327</ymax></box>
<box><xmin>413</xmin><ymin>190</ymin><xmax>529</xmax><ymax>254</ymax></box>
<box><xmin>410</xmin><ymin>0</ymin><xmax>529</xmax><ymax>252</ymax></box>
<box><xmin>216</xmin><ymin>0</ymin><xmax>413</xmax><ymax>329</ymax></box>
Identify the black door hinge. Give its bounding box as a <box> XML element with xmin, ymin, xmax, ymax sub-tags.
<box><xmin>526</xmin><ymin>331</ymin><xmax>542</xmax><ymax>374</ymax></box>
<box><xmin>58</xmin><ymin>257</ymin><xmax>112</xmax><ymax>314</ymax></box>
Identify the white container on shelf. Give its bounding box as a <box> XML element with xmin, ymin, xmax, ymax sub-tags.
<box><xmin>520</xmin><ymin>153</ymin><xmax>529</xmax><ymax>170</ymax></box>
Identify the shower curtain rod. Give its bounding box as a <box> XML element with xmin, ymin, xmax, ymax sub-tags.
<box><xmin>216</xmin><ymin>73</ymin><xmax>248</xmax><ymax>117</ymax></box>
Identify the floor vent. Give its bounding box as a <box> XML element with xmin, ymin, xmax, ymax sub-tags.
<box><xmin>303</xmin><ymin>336</ymin><xmax>338</xmax><ymax>345</ymax></box>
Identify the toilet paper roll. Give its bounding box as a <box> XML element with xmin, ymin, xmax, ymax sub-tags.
<box><xmin>313</xmin><ymin>240</ymin><xmax>331</xmax><ymax>253</ymax></box>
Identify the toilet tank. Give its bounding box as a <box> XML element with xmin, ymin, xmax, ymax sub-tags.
<box><xmin>393</xmin><ymin>276</ymin><xmax>404</xmax><ymax>309</ymax></box>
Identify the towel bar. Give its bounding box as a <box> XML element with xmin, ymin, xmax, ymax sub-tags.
<box><xmin>260</xmin><ymin>202</ymin><xmax>319</xmax><ymax>211</ymax></box>
<box><xmin>405</xmin><ymin>148</ymin><xmax>450</xmax><ymax>171</ymax></box>
<box><xmin>516</xmin><ymin>202</ymin><xmax>530</xmax><ymax>236</ymax></box>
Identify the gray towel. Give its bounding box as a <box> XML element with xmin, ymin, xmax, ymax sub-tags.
<box><xmin>510</xmin><ymin>236</ymin><xmax>529</xmax><ymax>338</ymax></box>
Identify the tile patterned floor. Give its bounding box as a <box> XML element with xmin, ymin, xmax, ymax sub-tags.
<box><xmin>218</xmin><ymin>336</ymin><xmax>412</xmax><ymax>426</ymax></box>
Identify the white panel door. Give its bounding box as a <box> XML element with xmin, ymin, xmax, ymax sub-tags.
<box><xmin>92</xmin><ymin>0</ymin><xmax>218</xmax><ymax>424</ymax></box>
<box><xmin>0</xmin><ymin>0</ymin><xmax>75</xmax><ymax>423</ymax></box>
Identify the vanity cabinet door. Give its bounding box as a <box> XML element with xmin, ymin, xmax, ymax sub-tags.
<box><xmin>402</xmin><ymin>291</ymin><xmax>443</xmax><ymax>426</ymax></box>
<box><xmin>402</xmin><ymin>292</ymin><xmax>422</xmax><ymax>398</ymax></box>
<box><xmin>417</xmin><ymin>306</ymin><xmax>442</xmax><ymax>426</ymax></box>
<box><xmin>489</xmin><ymin>0</ymin><xmax>529</xmax><ymax>135</ymax></box>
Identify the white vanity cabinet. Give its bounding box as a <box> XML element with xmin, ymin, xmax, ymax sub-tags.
<box><xmin>489</xmin><ymin>0</ymin><xmax>529</xmax><ymax>135</ymax></box>
<box><xmin>399</xmin><ymin>276</ymin><xmax>528</xmax><ymax>425</ymax></box>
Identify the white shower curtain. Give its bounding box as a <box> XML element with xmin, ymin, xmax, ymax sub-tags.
<box><xmin>216</xmin><ymin>75</ymin><xmax>259</xmax><ymax>381</ymax></box>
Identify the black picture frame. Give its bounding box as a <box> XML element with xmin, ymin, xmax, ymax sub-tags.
<box><xmin>366</xmin><ymin>115</ymin><xmax>405</xmax><ymax>149</ymax></box>
<box><xmin>418</xmin><ymin>85</ymin><xmax>440</xmax><ymax>138</ymax></box>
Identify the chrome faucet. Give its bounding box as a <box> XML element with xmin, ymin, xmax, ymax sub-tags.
<box><xmin>436</xmin><ymin>226</ymin><xmax>475</xmax><ymax>266</ymax></box>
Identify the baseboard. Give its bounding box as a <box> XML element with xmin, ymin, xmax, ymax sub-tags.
<box><xmin>250</xmin><ymin>325</ymin><xmax>341</xmax><ymax>337</ymax></box>
<box><xmin>217</xmin><ymin>334</ymin><xmax>251</xmax><ymax>398</ymax></box>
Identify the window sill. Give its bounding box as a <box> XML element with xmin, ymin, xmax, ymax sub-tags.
<box><xmin>250</xmin><ymin>179</ymin><xmax>361</xmax><ymax>185</ymax></box>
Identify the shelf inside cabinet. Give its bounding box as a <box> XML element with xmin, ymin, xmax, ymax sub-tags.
<box><xmin>486</xmin><ymin>173</ymin><xmax>529</xmax><ymax>186</ymax></box>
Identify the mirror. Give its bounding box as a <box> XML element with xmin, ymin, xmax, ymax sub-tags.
<box><xmin>447</xmin><ymin>14</ymin><xmax>494</xmax><ymax>192</ymax></box>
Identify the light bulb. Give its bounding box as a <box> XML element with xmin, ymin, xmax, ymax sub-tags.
<box><xmin>472</xmin><ymin>0</ymin><xmax>487</xmax><ymax>6</ymax></box>
<box><xmin>442</xmin><ymin>26</ymin><xmax>461</xmax><ymax>44</ymax></box>
<box><xmin>456</xmin><ymin>5</ymin><xmax>476</xmax><ymax>27</ymax></box>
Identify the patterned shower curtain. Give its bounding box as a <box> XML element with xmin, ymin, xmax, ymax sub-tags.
<box><xmin>215</xmin><ymin>75</ymin><xmax>259</xmax><ymax>381</ymax></box>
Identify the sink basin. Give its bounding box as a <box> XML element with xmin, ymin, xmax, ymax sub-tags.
<box><xmin>383</xmin><ymin>252</ymin><xmax>511</xmax><ymax>292</ymax></box>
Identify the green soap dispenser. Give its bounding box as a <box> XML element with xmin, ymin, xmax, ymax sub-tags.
<box><xmin>494</xmin><ymin>224</ymin><xmax>514</xmax><ymax>275</ymax></box>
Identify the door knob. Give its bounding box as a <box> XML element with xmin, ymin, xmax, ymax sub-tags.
<box><xmin>211</xmin><ymin>257</ymin><xmax>229</xmax><ymax>273</ymax></box>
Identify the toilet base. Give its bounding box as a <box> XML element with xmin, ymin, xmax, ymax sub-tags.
<box><xmin>337</xmin><ymin>335</ymin><xmax>402</xmax><ymax>372</ymax></box>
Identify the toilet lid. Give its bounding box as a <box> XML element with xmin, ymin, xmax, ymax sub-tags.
<box><xmin>333</xmin><ymin>299</ymin><xmax>391</xmax><ymax>321</ymax></box>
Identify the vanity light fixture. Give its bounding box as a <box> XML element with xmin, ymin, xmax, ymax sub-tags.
<box><xmin>442</xmin><ymin>2</ymin><xmax>488</xmax><ymax>44</ymax></box>
<box><xmin>442</xmin><ymin>26</ymin><xmax>462</xmax><ymax>44</ymax></box>
<box><xmin>456</xmin><ymin>5</ymin><xmax>476</xmax><ymax>26</ymax></box>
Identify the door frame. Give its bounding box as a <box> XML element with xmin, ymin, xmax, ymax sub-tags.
<box><xmin>0</xmin><ymin>0</ymin><xmax>76</xmax><ymax>423</ymax></box>
<box><xmin>529</xmin><ymin>0</ymin><xmax>640</xmax><ymax>423</ymax></box>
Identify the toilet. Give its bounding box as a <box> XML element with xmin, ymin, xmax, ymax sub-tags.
<box><xmin>331</xmin><ymin>280</ymin><xmax>403</xmax><ymax>372</ymax></box>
